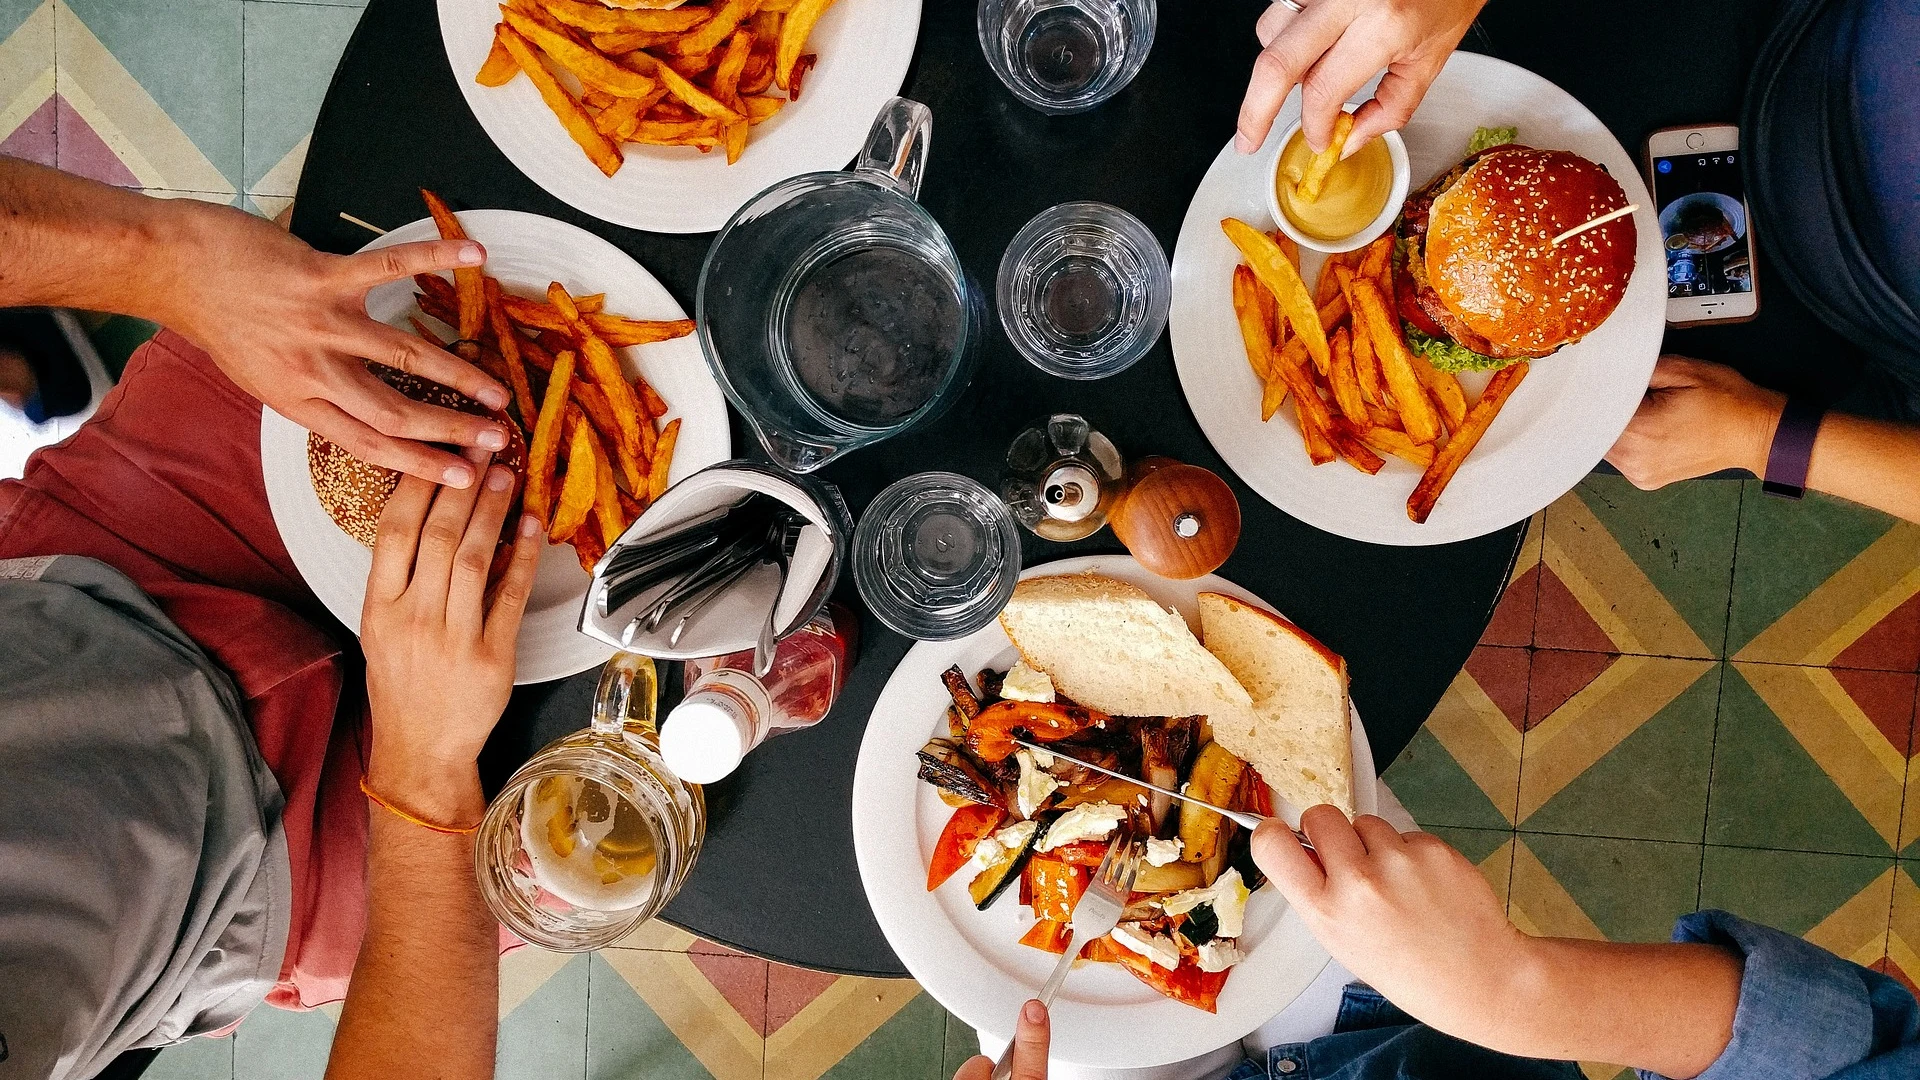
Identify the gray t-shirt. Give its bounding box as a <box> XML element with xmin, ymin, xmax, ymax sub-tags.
<box><xmin>0</xmin><ymin>556</ymin><xmax>290</xmax><ymax>1080</ymax></box>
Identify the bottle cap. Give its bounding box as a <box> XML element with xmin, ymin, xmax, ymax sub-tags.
<box><xmin>659</xmin><ymin>692</ymin><xmax>754</xmax><ymax>784</ymax></box>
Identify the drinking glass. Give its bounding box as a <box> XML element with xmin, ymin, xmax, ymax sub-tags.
<box><xmin>852</xmin><ymin>472</ymin><xmax>1023</xmax><ymax>641</ymax></box>
<box><xmin>697</xmin><ymin>98</ymin><xmax>982</xmax><ymax>473</ymax></box>
<box><xmin>475</xmin><ymin>653</ymin><xmax>705</xmax><ymax>951</ymax></box>
<box><xmin>996</xmin><ymin>202</ymin><xmax>1170</xmax><ymax>379</ymax></box>
<box><xmin>977</xmin><ymin>0</ymin><xmax>1156</xmax><ymax>115</ymax></box>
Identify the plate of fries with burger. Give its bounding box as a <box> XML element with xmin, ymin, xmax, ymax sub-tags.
<box><xmin>852</xmin><ymin>555</ymin><xmax>1378</xmax><ymax>1069</ymax></box>
<box><xmin>261</xmin><ymin>191</ymin><xmax>731</xmax><ymax>683</ymax></box>
<box><xmin>1169</xmin><ymin>52</ymin><xmax>1665</xmax><ymax>545</ymax></box>
<box><xmin>442</xmin><ymin>0</ymin><xmax>921</xmax><ymax>232</ymax></box>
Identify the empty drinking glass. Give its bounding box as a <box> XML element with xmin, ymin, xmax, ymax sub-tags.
<box><xmin>997</xmin><ymin>201</ymin><xmax>1170</xmax><ymax>379</ymax></box>
<box><xmin>852</xmin><ymin>472</ymin><xmax>1023</xmax><ymax>641</ymax></box>
<box><xmin>978</xmin><ymin>0</ymin><xmax>1156</xmax><ymax>114</ymax></box>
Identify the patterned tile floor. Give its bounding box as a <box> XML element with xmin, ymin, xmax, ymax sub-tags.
<box><xmin>5</xmin><ymin>4</ymin><xmax>1917</xmax><ymax>1079</ymax></box>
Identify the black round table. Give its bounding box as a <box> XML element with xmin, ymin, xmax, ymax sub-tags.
<box><xmin>291</xmin><ymin>0</ymin><xmax>1822</xmax><ymax>977</ymax></box>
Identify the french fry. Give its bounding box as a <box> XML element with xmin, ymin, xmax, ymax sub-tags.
<box><xmin>1409</xmin><ymin>361</ymin><xmax>1530</xmax><ymax>523</ymax></box>
<box><xmin>1414</xmin><ymin>354</ymin><xmax>1469</xmax><ymax>431</ymax></box>
<box><xmin>1271</xmin><ymin>229</ymin><xmax>1300</xmax><ymax>271</ymax></box>
<box><xmin>618</xmin><ymin>488</ymin><xmax>647</xmax><ymax>522</ymax></box>
<box><xmin>539</xmin><ymin>0</ymin><xmax>711</xmax><ymax>35</ymax></box>
<box><xmin>1231</xmin><ymin>265</ymin><xmax>1275</xmax><ymax>382</ymax></box>
<box><xmin>1358</xmin><ymin>426</ymin><xmax>1436</xmax><ymax>468</ymax></box>
<box><xmin>714</xmin><ymin>29</ymin><xmax>754</xmax><ymax>99</ymax></box>
<box><xmin>420</xmin><ymin>190</ymin><xmax>486</xmax><ymax>342</ymax></box>
<box><xmin>1366</xmin><ymin>402</ymin><xmax>1403</xmax><ymax>431</ymax></box>
<box><xmin>1270</xmin><ymin>292</ymin><xmax>1349</xmax><ymax>377</ymax></box>
<box><xmin>408</xmin><ymin>316</ymin><xmax>447</xmax><ymax>348</ymax></box>
<box><xmin>637</xmin><ymin>378</ymin><xmax>668</xmax><ymax>419</ymax></box>
<box><xmin>413</xmin><ymin>271</ymin><xmax>458</xmax><ymax>314</ymax></box>
<box><xmin>586</xmin><ymin>422</ymin><xmax>624</xmax><ymax>545</ymax></box>
<box><xmin>592</xmin><ymin>94</ymin><xmax>648</xmax><ymax>138</ymax></box>
<box><xmin>1294</xmin><ymin>112</ymin><xmax>1354</xmax><ymax>203</ymax></box>
<box><xmin>666</xmin><ymin>52</ymin><xmax>714</xmax><ymax>77</ymax></box>
<box><xmin>1261</xmin><ymin>374</ymin><xmax>1290</xmax><ymax>424</ymax></box>
<box><xmin>776</xmin><ymin>0</ymin><xmax>834</xmax><ymax>89</ymax></box>
<box><xmin>743</xmin><ymin>95</ymin><xmax>785</xmax><ymax>123</ymax></box>
<box><xmin>1222</xmin><ymin>218</ymin><xmax>1328</xmax><ymax>375</ymax></box>
<box><xmin>548</xmin><ymin>283</ymin><xmax>644</xmax><ymax>462</ymax></box>
<box><xmin>1341</xmin><ymin>269</ymin><xmax>1440</xmax><ymax>444</ymax></box>
<box><xmin>648</xmin><ymin>418</ymin><xmax>680</xmax><ymax>502</ymax></box>
<box><xmin>591</xmin><ymin>28</ymin><xmax>681</xmax><ymax>51</ymax></box>
<box><xmin>496</xmin><ymin>25</ymin><xmax>623</xmax><ymax>176</ymax></box>
<box><xmin>740</xmin><ymin>50</ymin><xmax>776</xmax><ymax>95</ymax></box>
<box><xmin>629</xmin><ymin>120</ymin><xmax>722</xmax><ymax>149</ymax></box>
<box><xmin>525</xmin><ymin>348</ymin><xmax>576</xmax><ymax>523</ymax></box>
<box><xmin>477</xmin><ymin>27</ymin><xmax>519</xmax><ymax>86</ymax></box>
<box><xmin>499</xmin><ymin>295</ymin><xmax>694</xmax><ymax>346</ymax></box>
<box><xmin>517</xmin><ymin>330</ymin><xmax>557</xmax><ymax>373</ymax></box>
<box><xmin>571</xmin><ymin>521</ymin><xmax>608</xmax><ymax>574</ymax></box>
<box><xmin>1355</xmin><ymin>232</ymin><xmax>1393</xmax><ymax>284</ymax></box>
<box><xmin>581</xmin><ymin>88</ymin><xmax>617</xmax><ymax>110</ymax></box>
<box><xmin>788</xmin><ymin>53</ymin><xmax>817</xmax><ymax>99</ymax></box>
<box><xmin>1271</xmin><ymin>351</ymin><xmax>1338</xmax><ymax>465</ymax></box>
<box><xmin>484</xmin><ymin>278</ymin><xmax>539</xmax><ymax>425</ymax></box>
<box><xmin>550</xmin><ymin>421</ymin><xmax>599</xmax><ymax>543</ymax></box>
<box><xmin>1326</xmin><ymin>416</ymin><xmax>1386</xmax><ymax>474</ymax></box>
<box><xmin>1350</xmin><ymin>306</ymin><xmax>1387</xmax><ymax>406</ymax></box>
<box><xmin>663</xmin><ymin>0</ymin><xmax>758</xmax><ymax>57</ymax></box>
<box><xmin>573</xmin><ymin>380</ymin><xmax>646</xmax><ymax>492</ymax></box>
<box><xmin>499</xmin><ymin>7</ymin><xmax>659</xmax><ymax>99</ymax></box>
<box><xmin>623</xmin><ymin>50</ymin><xmax>744</xmax><ymax>121</ymax></box>
<box><xmin>1327</xmin><ymin>326</ymin><xmax>1368</xmax><ymax>422</ymax></box>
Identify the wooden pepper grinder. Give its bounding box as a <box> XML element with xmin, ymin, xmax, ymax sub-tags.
<box><xmin>1108</xmin><ymin>456</ymin><xmax>1242</xmax><ymax>579</ymax></box>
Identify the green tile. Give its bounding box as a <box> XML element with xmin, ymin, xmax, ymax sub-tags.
<box><xmin>1385</xmin><ymin>726</ymin><xmax>1514</xmax><ymax>832</ymax></box>
<box><xmin>819</xmin><ymin>990</ymin><xmax>946</xmax><ymax>1080</ymax></box>
<box><xmin>1700</xmin><ymin>846</ymin><xmax>1893</xmax><ymax>939</ymax></box>
<box><xmin>585</xmin><ymin>955</ymin><xmax>717</xmax><ymax>1080</ymax></box>
<box><xmin>242</xmin><ymin>0</ymin><xmax>360</xmax><ymax>195</ymax></box>
<box><xmin>500</xmin><ymin>954</ymin><xmax>588</xmax><ymax>1080</ymax></box>
<box><xmin>0</xmin><ymin>0</ymin><xmax>42</xmax><ymax>37</ymax></box>
<box><xmin>250</xmin><ymin>0</ymin><xmax>364</xmax><ymax>8</ymax></box>
<box><xmin>1426</xmin><ymin>824</ymin><xmax>1514</xmax><ymax>866</ymax></box>
<box><xmin>1705</xmin><ymin>665</ymin><xmax>1894</xmax><ymax>856</ymax></box>
<box><xmin>1727</xmin><ymin>482</ymin><xmax>1904</xmax><ymax>656</ymax></box>
<box><xmin>1574</xmin><ymin>474</ymin><xmax>1741</xmax><ymax>656</ymax></box>
<box><xmin>1520</xmin><ymin>661</ymin><xmax>1720</xmax><ymax>843</ymax></box>
<box><xmin>943</xmin><ymin>1009</ymin><xmax>982</xmax><ymax>1079</ymax></box>
<box><xmin>1521</xmin><ymin>833</ymin><xmax>1703</xmax><ymax>943</ymax></box>
<box><xmin>147</xmin><ymin>1033</ymin><xmax>234</xmax><ymax>1080</ymax></box>
<box><xmin>63</xmin><ymin>0</ymin><xmax>242</xmax><ymax>189</ymax></box>
<box><xmin>232</xmin><ymin>1002</ymin><xmax>336</xmax><ymax>1080</ymax></box>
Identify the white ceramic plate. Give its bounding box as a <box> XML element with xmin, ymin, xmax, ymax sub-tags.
<box><xmin>1169</xmin><ymin>52</ymin><xmax>1664</xmax><ymax>546</ymax></box>
<box><xmin>851</xmin><ymin>555</ymin><xmax>1378</xmax><ymax>1069</ymax></box>
<box><xmin>438</xmin><ymin>0</ymin><xmax>922</xmax><ymax>233</ymax></box>
<box><xmin>260</xmin><ymin>209</ymin><xmax>731</xmax><ymax>684</ymax></box>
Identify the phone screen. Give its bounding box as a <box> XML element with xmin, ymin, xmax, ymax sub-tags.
<box><xmin>1652</xmin><ymin>151</ymin><xmax>1753</xmax><ymax>298</ymax></box>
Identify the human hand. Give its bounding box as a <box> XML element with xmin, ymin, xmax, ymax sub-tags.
<box><xmin>1235</xmin><ymin>0</ymin><xmax>1488</xmax><ymax>156</ymax></box>
<box><xmin>1252</xmin><ymin>807</ymin><xmax>1535</xmax><ymax>1036</ymax></box>
<box><xmin>952</xmin><ymin>999</ymin><xmax>1049</xmax><ymax>1080</ymax></box>
<box><xmin>1605</xmin><ymin>355</ymin><xmax>1784</xmax><ymax>489</ymax></box>
<box><xmin>156</xmin><ymin>200</ymin><xmax>511</xmax><ymax>487</ymax></box>
<box><xmin>361</xmin><ymin>458</ymin><xmax>543</xmax><ymax>822</ymax></box>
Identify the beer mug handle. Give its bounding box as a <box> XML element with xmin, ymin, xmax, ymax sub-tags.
<box><xmin>852</xmin><ymin>97</ymin><xmax>932</xmax><ymax>201</ymax></box>
<box><xmin>592</xmin><ymin>650</ymin><xmax>659</xmax><ymax>737</ymax></box>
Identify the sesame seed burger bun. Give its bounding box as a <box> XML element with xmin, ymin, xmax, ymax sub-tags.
<box><xmin>1423</xmin><ymin>147</ymin><xmax>1635</xmax><ymax>359</ymax></box>
<box><xmin>307</xmin><ymin>363</ymin><xmax>527</xmax><ymax>548</ymax></box>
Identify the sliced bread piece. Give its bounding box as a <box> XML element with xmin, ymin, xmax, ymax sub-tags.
<box><xmin>997</xmin><ymin>573</ymin><xmax>1256</xmax><ymax>729</ymax></box>
<box><xmin>1197</xmin><ymin>592</ymin><xmax>1354</xmax><ymax>815</ymax></box>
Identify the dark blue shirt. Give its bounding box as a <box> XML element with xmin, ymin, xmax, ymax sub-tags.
<box><xmin>1848</xmin><ymin>0</ymin><xmax>1920</xmax><ymax>312</ymax></box>
<box><xmin>1221</xmin><ymin>912</ymin><xmax>1920</xmax><ymax>1080</ymax></box>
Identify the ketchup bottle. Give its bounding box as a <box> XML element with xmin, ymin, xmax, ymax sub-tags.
<box><xmin>657</xmin><ymin>604</ymin><xmax>857</xmax><ymax>783</ymax></box>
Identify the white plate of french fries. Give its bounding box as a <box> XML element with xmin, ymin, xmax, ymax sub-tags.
<box><xmin>260</xmin><ymin>208</ymin><xmax>732</xmax><ymax>683</ymax></box>
<box><xmin>441</xmin><ymin>0</ymin><xmax>922</xmax><ymax>233</ymax></box>
<box><xmin>1169</xmin><ymin>53</ymin><xmax>1665</xmax><ymax>546</ymax></box>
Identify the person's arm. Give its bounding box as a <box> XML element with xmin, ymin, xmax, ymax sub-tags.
<box><xmin>1606</xmin><ymin>355</ymin><xmax>1920</xmax><ymax>524</ymax></box>
<box><xmin>0</xmin><ymin>155</ymin><xmax>510</xmax><ymax>486</ymax></box>
<box><xmin>1234</xmin><ymin>0</ymin><xmax>1489</xmax><ymax>155</ymax></box>
<box><xmin>324</xmin><ymin>459</ymin><xmax>543</xmax><ymax>1080</ymax></box>
<box><xmin>1252</xmin><ymin>809</ymin><xmax>1742</xmax><ymax>1078</ymax></box>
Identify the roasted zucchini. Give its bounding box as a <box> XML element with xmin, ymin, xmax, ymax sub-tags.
<box><xmin>1178</xmin><ymin>741</ymin><xmax>1247</xmax><ymax>863</ymax></box>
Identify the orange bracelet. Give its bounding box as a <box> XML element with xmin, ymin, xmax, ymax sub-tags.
<box><xmin>360</xmin><ymin>776</ymin><xmax>481</xmax><ymax>835</ymax></box>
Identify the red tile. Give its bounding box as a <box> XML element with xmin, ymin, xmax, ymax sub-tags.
<box><xmin>1479</xmin><ymin>565</ymin><xmax>1539</xmax><ymax>647</ymax></box>
<box><xmin>1833</xmin><ymin>591</ymin><xmax>1920</xmax><ymax>674</ymax></box>
<box><xmin>1828</xmin><ymin>667</ymin><xmax>1917</xmax><ymax>758</ymax></box>
<box><xmin>1872</xmin><ymin>956</ymin><xmax>1916</xmax><ymax>996</ymax></box>
<box><xmin>687</xmin><ymin>936</ymin><xmax>752</xmax><ymax>958</ymax></box>
<box><xmin>54</xmin><ymin>96</ymin><xmax>139</xmax><ymax>188</ymax></box>
<box><xmin>765</xmin><ymin>963</ymin><xmax>839</xmax><ymax>1037</ymax></box>
<box><xmin>684</xmin><ymin>951</ymin><xmax>769</xmax><ymax>1035</ymax></box>
<box><xmin>1525</xmin><ymin>650</ymin><xmax>1616</xmax><ymax>731</ymax></box>
<box><xmin>0</xmin><ymin>96</ymin><xmax>56</xmax><ymax>167</ymax></box>
<box><xmin>1463</xmin><ymin>645</ymin><xmax>1532</xmax><ymax>731</ymax></box>
<box><xmin>1533</xmin><ymin>565</ymin><xmax>1618</xmax><ymax>654</ymax></box>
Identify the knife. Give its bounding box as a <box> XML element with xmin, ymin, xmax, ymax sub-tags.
<box><xmin>1013</xmin><ymin>737</ymin><xmax>1315</xmax><ymax>850</ymax></box>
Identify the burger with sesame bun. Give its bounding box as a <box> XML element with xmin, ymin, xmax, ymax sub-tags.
<box><xmin>307</xmin><ymin>363</ymin><xmax>527</xmax><ymax>548</ymax></box>
<box><xmin>1395</xmin><ymin>133</ymin><xmax>1636</xmax><ymax>373</ymax></box>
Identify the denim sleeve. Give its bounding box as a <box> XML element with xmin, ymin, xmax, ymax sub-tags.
<box><xmin>1639</xmin><ymin>910</ymin><xmax>1920</xmax><ymax>1080</ymax></box>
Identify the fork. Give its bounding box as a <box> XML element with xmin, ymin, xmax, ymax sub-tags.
<box><xmin>989</xmin><ymin>833</ymin><xmax>1143</xmax><ymax>1080</ymax></box>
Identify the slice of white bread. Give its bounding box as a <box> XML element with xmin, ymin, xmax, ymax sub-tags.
<box><xmin>997</xmin><ymin>573</ymin><xmax>1256</xmax><ymax>730</ymax></box>
<box><xmin>1197</xmin><ymin>592</ymin><xmax>1354</xmax><ymax>815</ymax></box>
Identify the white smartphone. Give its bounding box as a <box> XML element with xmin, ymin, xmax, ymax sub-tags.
<box><xmin>1645</xmin><ymin>125</ymin><xmax>1760</xmax><ymax>326</ymax></box>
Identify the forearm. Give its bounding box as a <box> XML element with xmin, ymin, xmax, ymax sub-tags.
<box><xmin>0</xmin><ymin>156</ymin><xmax>207</xmax><ymax>325</ymax></box>
<box><xmin>1442</xmin><ymin>937</ymin><xmax>1741</xmax><ymax>1079</ymax></box>
<box><xmin>326</xmin><ymin>754</ymin><xmax>497</xmax><ymax>1080</ymax></box>
<box><xmin>1804</xmin><ymin>413</ymin><xmax>1920</xmax><ymax>524</ymax></box>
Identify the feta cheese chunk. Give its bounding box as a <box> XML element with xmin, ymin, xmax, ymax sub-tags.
<box><xmin>1160</xmin><ymin>868</ymin><xmax>1250</xmax><ymax>938</ymax></box>
<box><xmin>967</xmin><ymin>835</ymin><xmax>1007</xmax><ymax>873</ymax></box>
<box><xmin>1014</xmin><ymin>749</ymin><xmax>1061</xmax><ymax>819</ymax></box>
<box><xmin>968</xmin><ymin>820</ymin><xmax>1038</xmax><ymax>872</ymax></box>
<box><xmin>1195</xmin><ymin>939</ymin><xmax>1245</xmax><ymax>973</ymax></box>
<box><xmin>1038</xmin><ymin>801</ymin><xmax>1127</xmax><ymax>851</ymax></box>
<box><xmin>1000</xmin><ymin>661</ymin><xmax>1056</xmax><ymax>703</ymax></box>
<box><xmin>1144</xmin><ymin>837</ymin><xmax>1184</xmax><ymax>866</ymax></box>
<box><xmin>1110</xmin><ymin>922</ymin><xmax>1181</xmax><ymax>971</ymax></box>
